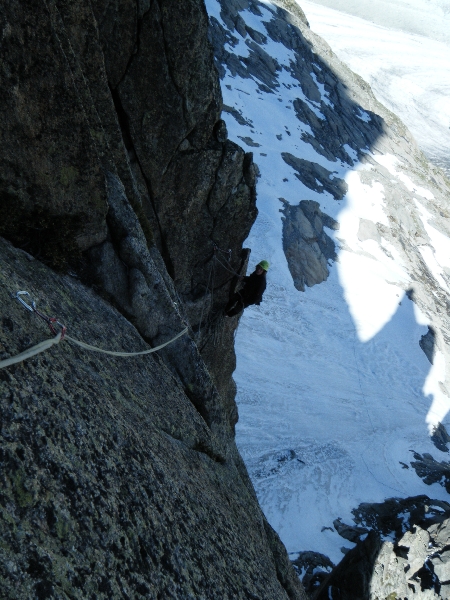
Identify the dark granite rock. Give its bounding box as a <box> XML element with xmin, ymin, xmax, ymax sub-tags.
<box><xmin>431</xmin><ymin>422</ymin><xmax>450</xmax><ymax>453</ymax></box>
<box><xmin>0</xmin><ymin>0</ymin><xmax>109</xmax><ymax>264</ymax></box>
<box><xmin>91</xmin><ymin>0</ymin><xmax>137</xmax><ymax>88</ymax></box>
<box><xmin>0</xmin><ymin>238</ymin><xmax>306</xmax><ymax>599</ymax></box>
<box><xmin>292</xmin><ymin>551</ymin><xmax>334</xmax><ymax>595</ymax></box>
<box><xmin>420</xmin><ymin>326</ymin><xmax>437</xmax><ymax>364</ymax></box>
<box><xmin>0</xmin><ymin>0</ymin><xmax>306</xmax><ymax>597</ymax></box>
<box><xmin>333</xmin><ymin>518</ymin><xmax>369</xmax><ymax>544</ymax></box>
<box><xmin>223</xmin><ymin>103</ymin><xmax>255</xmax><ymax>127</ymax></box>
<box><xmin>281</xmin><ymin>153</ymin><xmax>348</xmax><ymax>200</ymax></box>
<box><xmin>411</xmin><ymin>451</ymin><xmax>450</xmax><ymax>492</ymax></box>
<box><xmin>280</xmin><ymin>198</ymin><xmax>337</xmax><ymax>291</ymax></box>
<box><xmin>0</xmin><ymin>0</ymin><xmax>259</xmax><ymax>424</ymax></box>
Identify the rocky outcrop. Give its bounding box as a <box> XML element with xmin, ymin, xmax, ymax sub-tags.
<box><xmin>314</xmin><ymin>496</ymin><xmax>450</xmax><ymax>599</ymax></box>
<box><xmin>0</xmin><ymin>0</ymin><xmax>109</xmax><ymax>265</ymax></box>
<box><xmin>0</xmin><ymin>0</ymin><xmax>257</xmax><ymax>410</ymax></box>
<box><xmin>0</xmin><ymin>0</ymin><xmax>307</xmax><ymax>597</ymax></box>
<box><xmin>431</xmin><ymin>423</ymin><xmax>450</xmax><ymax>453</ymax></box>
<box><xmin>281</xmin><ymin>154</ymin><xmax>348</xmax><ymax>201</ymax></box>
<box><xmin>292</xmin><ymin>551</ymin><xmax>334</xmax><ymax>595</ymax></box>
<box><xmin>420</xmin><ymin>326</ymin><xmax>437</xmax><ymax>365</ymax></box>
<box><xmin>411</xmin><ymin>451</ymin><xmax>450</xmax><ymax>492</ymax></box>
<box><xmin>281</xmin><ymin>199</ymin><xmax>338</xmax><ymax>291</ymax></box>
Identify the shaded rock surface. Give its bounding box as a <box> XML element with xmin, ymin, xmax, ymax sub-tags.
<box><xmin>411</xmin><ymin>451</ymin><xmax>450</xmax><ymax>493</ymax></box>
<box><xmin>0</xmin><ymin>0</ymin><xmax>307</xmax><ymax>598</ymax></box>
<box><xmin>281</xmin><ymin>154</ymin><xmax>348</xmax><ymax>201</ymax></box>
<box><xmin>0</xmin><ymin>0</ymin><xmax>258</xmax><ymax>411</ymax></box>
<box><xmin>0</xmin><ymin>239</ymin><xmax>305</xmax><ymax>599</ymax></box>
<box><xmin>281</xmin><ymin>198</ymin><xmax>338</xmax><ymax>291</ymax></box>
<box><xmin>431</xmin><ymin>423</ymin><xmax>450</xmax><ymax>453</ymax></box>
<box><xmin>420</xmin><ymin>326</ymin><xmax>437</xmax><ymax>365</ymax></box>
<box><xmin>292</xmin><ymin>551</ymin><xmax>334</xmax><ymax>596</ymax></box>
<box><xmin>0</xmin><ymin>0</ymin><xmax>109</xmax><ymax>263</ymax></box>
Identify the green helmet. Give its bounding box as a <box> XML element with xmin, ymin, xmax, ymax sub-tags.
<box><xmin>258</xmin><ymin>260</ymin><xmax>270</xmax><ymax>271</ymax></box>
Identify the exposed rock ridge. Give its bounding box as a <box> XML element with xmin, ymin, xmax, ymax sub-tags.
<box><xmin>0</xmin><ymin>238</ymin><xmax>305</xmax><ymax>599</ymax></box>
<box><xmin>280</xmin><ymin>199</ymin><xmax>338</xmax><ymax>291</ymax></box>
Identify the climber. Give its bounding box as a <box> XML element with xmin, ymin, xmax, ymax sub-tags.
<box><xmin>225</xmin><ymin>260</ymin><xmax>269</xmax><ymax>317</ymax></box>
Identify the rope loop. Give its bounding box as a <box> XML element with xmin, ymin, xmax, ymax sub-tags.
<box><xmin>0</xmin><ymin>290</ymin><xmax>188</xmax><ymax>370</ymax></box>
<box><xmin>213</xmin><ymin>254</ymin><xmax>243</xmax><ymax>278</ymax></box>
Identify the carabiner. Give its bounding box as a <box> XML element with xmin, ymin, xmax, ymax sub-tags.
<box><xmin>15</xmin><ymin>291</ymin><xmax>35</xmax><ymax>313</ymax></box>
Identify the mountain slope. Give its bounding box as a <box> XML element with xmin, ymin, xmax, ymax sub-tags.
<box><xmin>300</xmin><ymin>0</ymin><xmax>450</xmax><ymax>178</ymax></box>
<box><xmin>206</xmin><ymin>0</ymin><xmax>450</xmax><ymax>579</ymax></box>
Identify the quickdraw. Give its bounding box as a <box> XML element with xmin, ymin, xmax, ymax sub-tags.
<box><xmin>15</xmin><ymin>291</ymin><xmax>67</xmax><ymax>339</ymax></box>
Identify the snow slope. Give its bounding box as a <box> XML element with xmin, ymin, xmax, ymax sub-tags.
<box><xmin>299</xmin><ymin>0</ymin><xmax>450</xmax><ymax>176</ymax></box>
<box><xmin>206</xmin><ymin>0</ymin><xmax>450</xmax><ymax>564</ymax></box>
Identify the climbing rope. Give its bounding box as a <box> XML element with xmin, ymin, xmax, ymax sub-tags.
<box><xmin>0</xmin><ymin>332</ymin><xmax>63</xmax><ymax>369</ymax></box>
<box><xmin>196</xmin><ymin>243</ymin><xmax>245</xmax><ymax>340</ymax></box>
<box><xmin>212</xmin><ymin>314</ymin><xmax>227</xmax><ymax>347</ymax></box>
<box><xmin>213</xmin><ymin>253</ymin><xmax>243</xmax><ymax>278</ymax></box>
<box><xmin>213</xmin><ymin>242</ymin><xmax>232</xmax><ymax>260</ymax></box>
<box><xmin>0</xmin><ymin>291</ymin><xmax>188</xmax><ymax>370</ymax></box>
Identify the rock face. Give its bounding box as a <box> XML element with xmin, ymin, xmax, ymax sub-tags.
<box><xmin>420</xmin><ymin>326</ymin><xmax>437</xmax><ymax>365</ymax></box>
<box><xmin>292</xmin><ymin>551</ymin><xmax>335</xmax><ymax>595</ymax></box>
<box><xmin>0</xmin><ymin>0</ymin><xmax>109</xmax><ymax>264</ymax></box>
<box><xmin>0</xmin><ymin>0</ymin><xmax>306</xmax><ymax>598</ymax></box>
<box><xmin>411</xmin><ymin>451</ymin><xmax>450</xmax><ymax>492</ymax></box>
<box><xmin>0</xmin><ymin>0</ymin><xmax>257</xmax><ymax>411</ymax></box>
<box><xmin>281</xmin><ymin>199</ymin><xmax>338</xmax><ymax>291</ymax></box>
<box><xmin>0</xmin><ymin>239</ymin><xmax>305</xmax><ymax>599</ymax></box>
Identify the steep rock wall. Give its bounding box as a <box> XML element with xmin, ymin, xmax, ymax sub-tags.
<box><xmin>0</xmin><ymin>0</ymin><xmax>306</xmax><ymax>598</ymax></box>
<box><xmin>0</xmin><ymin>0</ymin><xmax>256</xmax><ymax>426</ymax></box>
<box><xmin>314</xmin><ymin>496</ymin><xmax>450</xmax><ymax>599</ymax></box>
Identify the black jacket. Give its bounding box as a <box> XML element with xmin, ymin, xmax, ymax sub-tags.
<box><xmin>241</xmin><ymin>271</ymin><xmax>266</xmax><ymax>306</ymax></box>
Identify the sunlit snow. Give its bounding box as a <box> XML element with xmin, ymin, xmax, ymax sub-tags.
<box><xmin>373</xmin><ymin>153</ymin><xmax>435</xmax><ymax>200</ymax></box>
<box><xmin>415</xmin><ymin>200</ymin><xmax>450</xmax><ymax>281</ymax></box>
